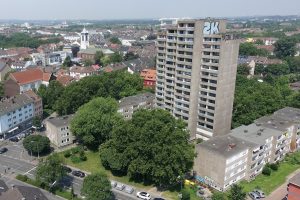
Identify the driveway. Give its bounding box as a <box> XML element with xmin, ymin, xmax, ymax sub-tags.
<box><xmin>265</xmin><ymin>169</ymin><xmax>300</xmax><ymax>200</ymax></box>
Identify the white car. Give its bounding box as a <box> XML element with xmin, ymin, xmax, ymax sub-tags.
<box><xmin>137</xmin><ymin>191</ymin><xmax>151</xmax><ymax>200</ymax></box>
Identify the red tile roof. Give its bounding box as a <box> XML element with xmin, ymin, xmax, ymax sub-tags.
<box><xmin>10</xmin><ymin>68</ymin><xmax>51</xmax><ymax>85</ymax></box>
<box><xmin>140</xmin><ymin>69</ymin><xmax>156</xmax><ymax>81</ymax></box>
<box><xmin>56</xmin><ymin>75</ymin><xmax>75</xmax><ymax>86</ymax></box>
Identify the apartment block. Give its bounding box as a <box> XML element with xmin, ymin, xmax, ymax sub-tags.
<box><xmin>0</xmin><ymin>94</ymin><xmax>35</xmax><ymax>139</ymax></box>
<box><xmin>194</xmin><ymin>107</ymin><xmax>300</xmax><ymax>191</ymax></box>
<box><xmin>155</xmin><ymin>18</ymin><xmax>240</xmax><ymax>140</ymax></box>
<box><xmin>118</xmin><ymin>93</ymin><xmax>155</xmax><ymax>119</ymax></box>
<box><xmin>45</xmin><ymin>115</ymin><xmax>75</xmax><ymax>148</ymax></box>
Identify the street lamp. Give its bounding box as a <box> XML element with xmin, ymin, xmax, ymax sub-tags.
<box><xmin>177</xmin><ymin>175</ymin><xmax>183</xmax><ymax>199</ymax></box>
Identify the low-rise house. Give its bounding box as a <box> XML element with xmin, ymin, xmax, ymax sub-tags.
<box><xmin>140</xmin><ymin>69</ymin><xmax>156</xmax><ymax>88</ymax></box>
<box><xmin>118</xmin><ymin>93</ymin><xmax>155</xmax><ymax>119</ymax></box>
<box><xmin>4</xmin><ymin>68</ymin><xmax>52</xmax><ymax>97</ymax></box>
<box><xmin>287</xmin><ymin>173</ymin><xmax>300</xmax><ymax>200</ymax></box>
<box><xmin>69</xmin><ymin>66</ymin><xmax>96</xmax><ymax>80</ymax></box>
<box><xmin>45</xmin><ymin>115</ymin><xmax>75</xmax><ymax>148</ymax></box>
<box><xmin>78</xmin><ymin>47</ymin><xmax>114</xmax><ymax>61</ymax></box>
<box><xmin>0</xmin><ymin>61</ymin><xmax>11</xmax><ymax>81</ymax></box>
<box><xmin>56</xmin><ymin>75</ymin><xmax>75</xmax><ymax>86</ymax></box>
<box><xmin>0</xmin><ymin>94</ymin><xmax>35</xmax><ymax>139</ymax></box>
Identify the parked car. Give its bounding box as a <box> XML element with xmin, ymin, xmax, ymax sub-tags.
<box><xmin>110</xmin><ymin>181</ymin><xmax>117</xmax><ymax>188</ymax></box>
<box><xmin>137</xmin><ymin>191</ymin><xmax>151</xmax><ymax>200</ymax></box>
<box><xmin>63</xmin><ymin>166</ymin><xmax>72</xmax><ymax>173</ymax></box>
<box><xmin>115</xmin><ymin>183</ymin><xmax>125</xmax><ymax>191</ymax></box>
<box><xmin>249</xmin><ymin>192</ymin><xmax>260</xmax><ymax>200</ymax></box>
<box><xmin>153</xmin><ymin>198</ymin><xmax>166</xmax><ymax>200</ymax></box>
<box><xmin>253</xmin><ymin>189</ymin><xmax>265</xmax><ymax>198</ymax></box>
<box><xmin>124</xmin><ymin>186</ymin><xmax>134</xmax><ymax>194</ymax></box>
<box><xmin>9</xmin><ymin>137</ymin><xmax>19</xmax><ymax>142</ymax></box>
<box><xmin>0</xmin><ymin>147</ymin><xmax>8</xmax><ymax>154</ymax></box>
<box><xmin>71</xmin><ymin>170</ymin><xmax>85</xmax><ymax>178</ymax></box>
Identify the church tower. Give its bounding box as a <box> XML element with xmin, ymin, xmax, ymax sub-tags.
<box><xmin>80</xmin><ymin>27</ymin><xmax>89</xmax><ymax>50</ymax></box>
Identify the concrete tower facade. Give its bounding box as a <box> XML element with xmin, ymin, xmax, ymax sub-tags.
<box><xmin>155</xmin><ymin>18</ymin><xmax>240</xmax><ymax>140</ymax></box>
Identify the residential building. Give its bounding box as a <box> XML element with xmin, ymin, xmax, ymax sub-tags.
<box><xmin>24</xmin><ymin>90</ymin><xmax>43</xmax><ymax>118</ymax></box>
<box><xmin>140</xmin><ymin>69</ymin><xmax>156</xmax><ymax>88</ymax></box>
<box><xmin>287</xmin><ymin>173</ymin><xmax>300</xmax><ymax>200</ymax></box>
<box><xmin>193</xmin><ymin>107</ymin><xmax>300</xmax><ymax>191</ymax></box>
<box><xmin>0</xmin><ymin>94</ymin><xmax>34</xmax><ymax>139</ymax></box>
<box><xmin>78</xmin><ymin>47</ymin><xmax>114</xmax><ymax>61</ymax></box>
<box><xmin>118</xmin><ymin>93</ymin><xmax>155</xmax><ymax>119</ymax></box>
<box><xmin>45</xmin><ymin>115</ymin><xmax>75</xmax><ymax>147</ymax></box>
<box><xmin>194</xmin><ymin>135</ymin><xmax>250</xmax><ymax>191</ymax></box>
<box><xmin>0</xmin><ymin>61</ymin><xmax>11</xmax><ymax>81</ymax></box>
<box><xmin>69</xmin><ymin>66</ymin><xmax>97</xmax><ymax>80</ymax></box>
<box><xmin>155</xmin><ymin>18</ymin><xmax>240</xmax><ymax>140</ymax></box>
<box><xmin>4</xmin><ymin>68</ymin><xmax>52</xmax><ymax>97</ymax></box>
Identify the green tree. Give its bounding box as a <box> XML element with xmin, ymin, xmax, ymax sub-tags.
<box><xmin>227</xmin><ymin>184</ymin><xmax>246</xmax><ymax>200</ymax></box>
<box><xmin>32</xmin><ymin>116</ymin><xmax>42</xmax><ymax>128</ymax></box>
<box><xmin>239</xmin><ymin>43</ymin><xmax>268</xmax><ymax>56</ymax></box>
<box><xmin>63</xmin><ymin>56</ymin><xmax>72</xmax><ymax>67</ymax></box>
<box><xmin>0</xmin><ymin>82</ymin><xmax>4</xmax><ymax>99</ymax></box>
<box><xmin>110</xmin><ymin>52</ymin><xmax>123</xmax><ymax>63</ymax></box>
<box><xmin>254</xmin><ymin>64</ymin><xmax>265</xmax><ymax>75</ymax></box>
<box><xmin>237</xmin><ymin>64</ymin><xmax>250</xmax><ymax>75</ymax></box>
<box><xmin>94</xmin><ymin>51</ymin><xmax>104</xmax><ymax>65</ymax></box>
<box><xmin>285</xmin><ymin>56</ymin><xmax>300</xmax><ymax>73</ymax></box>
<box><xmin>212</xmin><ymin>192</ymin><xmax>227</xmax><ymax>200</ymax></box>
<box><xmin>274</xmin><ymin>38</ymin><xmax>296</xmax><ymax>58</ymax></box>
<box><xmin>38</xmin><ymin>81</ymin><xmax>64</xmax><ymax>110</ymax></box>
<box><xmin>81</xmin><ymin>173</ymin><xmax>113</xmax><ymax>200</ymax></box>
<box><xmin>181</xmin><ymin>188</ymin><xmax>190</xmax><ymax>200</ymax></box>
<box><xmin>264</xmin><ymin>62</ymin><xmax>290</xmax><ymax>76</ymax></box>
<box><xmin>83</xmin><ymin>59</ymin><xmax>93</xmax><ymax>66</ymax></box>
<box><xmin>23</xmin><ymin>135</ymin><xmax>50</xmax><ymax>155</ymax></box>
<box><xmin>36</xmin><ymin>153</ymin><xmax>66</xmax><ymax>187</ymax></box>
<box><xmin>71</xmin><ymin>97</ymin><xmax>123</xmax><ymax>149</ymax></box>
<box><xmin>100</xmin><ymin>109</ymin><xmax>195</xmax><ymax>187</ymax></box>
<box><xmin>109</xmin><ymin>37</ymin><xmax>121</xmax><ymax>44</ymax></box>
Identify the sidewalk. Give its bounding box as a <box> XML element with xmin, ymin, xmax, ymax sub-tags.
<box><xmin>266</xmin><ymin>168</ymin><xmax>300</xmax><ymax>200</ymax></box>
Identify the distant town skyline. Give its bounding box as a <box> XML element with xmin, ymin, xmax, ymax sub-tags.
<box><xmin>1</xmin><ymin>0</ymin><xmax>300</xmax><ymax>20</ymax></box>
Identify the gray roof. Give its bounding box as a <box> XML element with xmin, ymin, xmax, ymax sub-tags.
<box><xmin>79</xmin><ymin>47</ymin><xmax>114</xmax><ymax>55</ymax></box>
<box><xmin>47</xmin><ymin>114</ymin><xmax>74</xmax><ymax>127</ymax></box>
<box><xmin>16</xmin><ymin>186</ymin><xmax>48</xmax><ymax>200</ymax></box>
<box><xmin>230</xmin><ymin>123</ymin><xmax>282</xmax><ymax>146</ymax></box>
<box><xmin>198</xmin><ymin>135</ymin><xmax>251</xmax><ymax>158</ymax></box>
<box><xmin>255</xmin><ymin>114</ymin><xmax>295</xmax><ymax>132</ymax></box>
<box><xmin>0</xmin><ymin>94</ymin><xmax>34</xmax><ymax>116</ymax></box>
<box><xmin>119</xmin><ymin>92</ymin><xmax>155</xmax><ymax>108</ymax></box>
<box><xmin>273</xmin><ymin>107</ymin><xmax>300</xmax><ymax>123</ymax></box>
<box><xmin>290</xmin><ymin>173</ymin><xmax>300</xmax><ymax>187</ymax></box>
<box><xmin>0</xmin><ymin>62</ymin><xmax>7</xmax><ymax>72</ymax></box>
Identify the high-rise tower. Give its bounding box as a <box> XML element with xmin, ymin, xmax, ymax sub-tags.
<box><xmin>155</xmin><ymin>19</ymin><xmax>240</xmax><ymax>140</ymax></box>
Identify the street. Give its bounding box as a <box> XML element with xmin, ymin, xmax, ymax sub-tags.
<box><xmin>0</xmin><ymin>140</ymin><xmax>163</xmax><ymax>200</ymax></box>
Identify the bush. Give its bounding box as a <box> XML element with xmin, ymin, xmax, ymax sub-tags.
<box><xmin>79</xmin><ymin>151</ymin><xmax>87</xmax><ymax>161</ymax></box>
<box><xmin>262</xmin><ymin>166</ymin><xmax>271</xmax><ymax>176</ymax></box>
<box><xmin>70</xmin><ymin>155</ymin><xmax>81</xmax><ymax>163</ymax></box>
<box><xmin>270</xmin><ymin>163</ymin><xmax>279</xmax><ymax>171</ymax></box>
<box><xmin>16</xmin><ymin>174</ymin><xmax>28</xmax><ymax>182</ymax></box>
<box><xmin>71</xmin><ymin>146</ymin><xmax>81</xmax><ymax>154</ymax></box>
<box><xmin>64</xmin><ymin>150</ymin><xmax>71</xmax><ymax>158</ymax></box>
<box><xmin>181</xmin><ymin>189</ymin><xmax>191</xmax><ymax>200</ymax></box>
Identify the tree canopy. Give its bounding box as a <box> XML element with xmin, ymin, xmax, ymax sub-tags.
<box><xmin>81</xmin><ymin>173</ymin><xmax>113</xmax><ymax>200</ymax></box>
<box><xmin>227</xmin><ymin>184</ymin><xmax>246</xmax><ymax>200</ymax></box>
<box><xmin>71</xmin><ymin>97</ymin><xmax>123</xmax><ymax>149</ymax></box>
<box><xmin>23</xmin><ymin>135</ymin><xmax>50</xmax><ymax>155</ymax></box>
<box><xmin>63</xmin><ymin>56</ymin><xmax>72</xmax><ymax>67</ymax></box>
<box><xmin>38</xmin><ymin>81</ymin><xmax>64</xmax><ymax>110</ymax></box>
<box><xmin>274</xmin><ymin>38</ymin><xmax>297</xmax><ymax>58</ymax></box>
<box><xmin>36</xmin><ymin>153</ymin><xmax>66</xmax><ymax>186</ymax></box>
<box><xmin>54</xmin><ymin>71</ymin><xmax>143</xmax><ymax>115</ymax></box>
<box><xmin>239</xmin><ymin>43</ymin><xmax>269</xmax><ymax>56</ymax></box>
<box><xmin>109</xmin><ymin>37</ymin><xmax>121</xmax><ymax>44</ymax></box>
<box><xmin>100</xmin><ymin>109</ymin><xmax>195</xmax><ymax>187</ymax></box>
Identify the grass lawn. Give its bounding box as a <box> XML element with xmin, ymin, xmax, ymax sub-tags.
<box><xmin>240</xmin><ymin>152</ymin><xmax>300</xmax><ymax>195</ymax></box>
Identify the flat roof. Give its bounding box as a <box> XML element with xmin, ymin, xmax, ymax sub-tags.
<box><xmin>255</xmin><ymin>115</ymin><xmax>295</xmax><ymax>132</ymax></box>
<box><xmin>198</xmin><ymin>135</ymin><xmax>252</xmax><ymax>158</ymax></box>
<box><xmin>230</xmin><ymin>123</ymin><xmax>282</xmax><ymax>146</ymax></box>
<box><xmin>119</xmin><ymin>93</ymin><xmax>154</xmax><ymax>108</ymax></box>
<box><xmin>46</xmin><ymin>114</ymin><xmax>74</xmax><ymax>127</ymax></box>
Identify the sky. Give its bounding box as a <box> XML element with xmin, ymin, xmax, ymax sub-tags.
<box><xmin>1</xmin><ymin>0</ymin><xmax>300</xmax><ymax>20</ymax></box>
